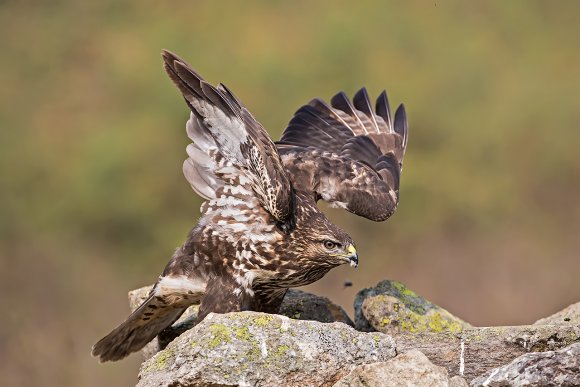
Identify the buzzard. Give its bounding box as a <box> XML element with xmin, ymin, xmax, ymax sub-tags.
<box><xmin>92</xmin><ymin>50</ymin><xmax>408</xmax><ymax>362</ymax></box>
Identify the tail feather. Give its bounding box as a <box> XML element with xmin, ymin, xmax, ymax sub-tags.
<box><xmin>92</xmin><ymin>273</ymin><xmax>206</xmax><ymax>362</ymax></box>
<box><xmin>91</xmin><ymin>293</ymin><xmax>188</xmax><ymax>362</ymax></box>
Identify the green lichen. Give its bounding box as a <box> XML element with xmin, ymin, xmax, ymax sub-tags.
<box><xmin>375</xmin><ymin>280</ymin><xmax>432</xmax><ymax>315</ymax></box>
<box><xmin>274</xmin><ymin>321</ymin><xmax>283</xmax><ymax>332</ymax></box>
<box><xmin>254</xmin><ymin>315</ymin><xmax>274</xmax><ymax>327</ymax></box>
<box><xmin>372</xmin><ymin>334</ymin><xmax>381</xmax><ymax>347</ymax></box>
<box><xmin>234</xmin><ymin>326</ymin><xmax>252</xmax><ymax>341</ymax></box>
<box><xmin>392</xmin><ymin>280</ymin><xmax>419</xmax><ymax>297</ymax></box>
<box><xmin>275</xmin><ymin>345</ymin><xmax>290</xmax><ymax>357</ymax></box>
<box><xmin>243</xmin><ymin>339</ymin><xmax>262</xmax><ymax>361</ymax></box>
<box><xmin>208</xmin><ymin>323</ymin><xmax>231</xmax><ymax>348</ymax></box>
<box><xmin>366</xmin><ymin>281</ymin><xmax>469</xmax><ymax>335</ymax></box>
<box><xmin>143</xmin><ymin>348</ymin><xmax>174</xmax><ymax>372</ymax></box>
<box><xmin>190</xmin><ymin>340</ymin><xmax>197</xmax><ymax>347</ymax></box>
<box><xmin>292</xmin><ymin>312</ymin><xmax>301</xmax><ymax>319</ymax></box>
<box><xmin>390</xmin><ymin>308</ymin><xmax>464</xmax><ymax>334</ymax></box>
<box><xmin>155</xmin><ymin>349</ymin><xmax>173</xmax><ymax>368</ymax></box>
<box><xmin>426</xmin><ymin>312</ymin><xmax>463</xmax><ymax>333</ymax></box>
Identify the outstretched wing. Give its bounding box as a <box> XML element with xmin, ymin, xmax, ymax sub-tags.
<box><xmin>162</xmin><ymin>50</ymin><xmax>294</xmax><ymax>226</ymax></box>
<box><xmin>277</xmin><ymin>88</ymin><xmax>408</xmax><ymax>221</ymax></box>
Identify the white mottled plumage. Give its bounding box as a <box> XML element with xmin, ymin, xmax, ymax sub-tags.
<box><xmin>155</xmin><ymin>275</ymin><xmax>207</xmax><ymax>296</ymax></box>
<box><xmin>92</xmin><ymin>50</ymin><xmax>406</xmax><ymax>363</ymax></box>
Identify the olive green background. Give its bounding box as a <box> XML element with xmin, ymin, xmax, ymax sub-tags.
<box><xmin>2</xmin><ymin>1</ymin><xmax>579</xmax><ymax>385</ymax></box>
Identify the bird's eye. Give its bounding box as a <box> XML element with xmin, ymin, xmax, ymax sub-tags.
<box><xmin>323</xmin><ymin>240</ymin><xmax>338</xmax><ymax>250</ymax></box>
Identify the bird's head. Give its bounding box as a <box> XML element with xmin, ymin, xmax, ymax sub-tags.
<box><xmin>312</xmin><ymin>231</ymin><xmax>358</xmax><ymax>268</ymax></box>
<box><xmin>289</xmin><ymin>204</ymin><xmax>358</xmax><ymax>269</ymax></box>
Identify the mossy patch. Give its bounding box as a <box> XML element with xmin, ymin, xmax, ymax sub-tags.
<box><xmin>275</xmin><ymin>345</ymin><xmax>290</xmax><ymax>357</ymax></box>
<box><xmin>208</xmin><ymin>323</ymin><xmax>231</xmax><ymax>348</ymax></box>
<box><xmin>143</xmin><ymin>348</ymin><xmax>174</xmax><ymax>372</ymax></box>
<box><xmin>377</xmin><ymin>303</ymin><xmax>465</xmax><ymax>334</ymax></box>
<box><xmin>362</xmin><ymin>280</ymin><xmax>469</xmax><ymax>334</ymax></box>
<box><xmin>234</xmin><ymin>326</ymin><xmax>252</xmax><ymax>341</ymax></box>
<box><xmin>244</xmin><ymin>341</ymin><xmax>262</xmax><ymax>361</ymax></box>
<box><xmin>254</xmin><ymin>315</ymin><xmax>274</xmax><ymax>327</ymax></box>
<box><xmin>395</xmin><ymin>309</ymin><xmax>464</xmax><ymax>334</ymax></box>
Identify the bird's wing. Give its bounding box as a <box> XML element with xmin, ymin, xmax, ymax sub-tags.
<box><xmin>91</xmin><ymin>275</ymin><xmax>205</xmax><ymax>362</ymax></box>
<box><xmin>277</xmin><ymin>89</ymin><xmax>407</xmax><ymax>221</ymax></box>
<box><xmin>163</xmin><ymin>50</ymin><xmax>294</xmax><ymax>225</ymax></box>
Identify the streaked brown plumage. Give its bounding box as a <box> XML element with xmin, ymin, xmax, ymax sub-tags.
<box><xmin>91</xmin><ymin>50</ymin><xmax>408</xmax><ymax>362</ymax></box>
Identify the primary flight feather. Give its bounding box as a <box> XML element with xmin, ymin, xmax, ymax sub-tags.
<box><xmin>92</xmin><ymin>50</ymin><xmax>408</xmax><ymax>362</ymax></box>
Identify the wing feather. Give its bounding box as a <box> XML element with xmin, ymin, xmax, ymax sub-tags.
<box><xmin>278</xmin><ymin>104</ymin><xmax>354</xmax><ymax>153</ymax></box>
<box><xmin>331</xmin><ymin>91</ymin><xmax>369</xmax><ymax>134</ymax></box>
<box><xmin>277</xmin><ymin>88</ymin><xmax>408</xmax><ymax>221</ymax></box>
<box><xmin>375</xmin><ymin>90</ymin><xmax>394</xmax><ymax>131</ymax></box>
<box><xmin>353</xmin><ymin>88</ymin><xmax>380</xmax><ymax>133</ymax></box>
<box><xmin>394</xmin><ymin>103</ymin><xmax>409</xmax><ymax>150</ymax></box>
<box><xmin>162</xmin><ymin>50</ymin><xmax>294</xmax><ymax>224</ymax></box>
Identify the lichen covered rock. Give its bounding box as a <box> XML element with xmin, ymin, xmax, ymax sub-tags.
<box><xmin>137</xmin><ymin>311</ymin><xmax>396</xmax><ymax>387</ymax></box>
<box><xmin>128</xmin><ymin>281</ymin><xmax>580</xmax><ymax>386</ymax></box>
<box><xmin>129</xmin><ymin>286</ymin><xmax>353</xmax><ymax>360</ymax></box>
<box><xmin>534</xmin><ymin>301</ymin><xmax>580</xmax><ymax>326</ymax></box>
<box><xmin>353</xmin><ymin>280</ymin><xmax>580</xmax><ymax>381</ymax></box>
<box><xmin>471</xmin><ymin>342</ymin><xmax>580</xmax><ymax>387</ymax></box>
<box><xmin>354</xmin><ymin>279</ymin><xmax>471</xmax><ymax>334</ymax></box>
<box><xmin>334</xmin><ymin>349</ymin><xmax>469</xmax><ymax>387</ymax></box>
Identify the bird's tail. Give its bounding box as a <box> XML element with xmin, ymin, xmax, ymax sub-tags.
<box><xmin>92</xmin><ymin>275</ymin><xmax>205</xmax><ymax>362</ymax></box>
<box><xmin>91</xmin><ymin>293</ymin><xmax>186</xmax><ymax>362</ymax></box>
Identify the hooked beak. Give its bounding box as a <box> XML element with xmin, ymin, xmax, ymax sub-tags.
<box><xmin>345</xmin><ymin>244</ymin><xmax>358</xmax><ymax>268</ymax></box>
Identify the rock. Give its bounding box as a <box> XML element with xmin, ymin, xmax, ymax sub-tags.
<box><xmin>128</xmin><ymin>280</ymin><xmax>580</xmax><ymax>385</ymax></box>
<box><xmin>354</xmin><ymin>280</ymin><xmax>472</xmax><ymax>333</ymax></box>
<box><xmin>471</xmin><ymin>342</ymin><xmax>580</xmax><ymax>386</ymax></box>
<box><xmin>534</xmin><ymin>302</ymin><xmax>580</xmax><ymax>326</ymax></box>
<box><xmin>128</xmin><ymin>286</ymin><xmax>353</xmax><ymax>360</ymax></box>
<box><xmin>355</xmin><ymin>280</ymin><xmax>580</xmax><ymax>381</ymax></box>
<box><xmin>137</xmin><ymin>311</ymin><xmax>396</xmax><ymax>387</ymax></box>
<box><xmin>450</xmin><ymin>376</ymin><xmax>470</xmax><ymax>387</ymax></box>
<box><xmin>334</xmin><ymin>349</ymin><xmax>469</xmax><ymax>387</ymax></box>
<box><xmin>279</xmin><ymin>289</ymin><xmax>354</xmax><ymax>326</ymax></box>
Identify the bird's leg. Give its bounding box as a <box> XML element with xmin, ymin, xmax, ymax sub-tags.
<box><xmin>196</xmin><ymin>275</ymin><xmax>255</xmax><ymax>323</ymax></box>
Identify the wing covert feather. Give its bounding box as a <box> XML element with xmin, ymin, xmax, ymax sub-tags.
<box><xmin>162</xmin><ymin>50</ymin><xmax>294</xmax><ymax>224</ymax></box>
<box><xmin>277</xmin><ymin>88</ymin><xmax>408</xmax><ymax>222</ymax></box>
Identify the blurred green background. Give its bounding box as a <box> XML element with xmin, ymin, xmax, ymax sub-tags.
<box><xmin>2</xmin><ymin>1</ymin><xmax>580</xmax><ymax>385</ymax></box>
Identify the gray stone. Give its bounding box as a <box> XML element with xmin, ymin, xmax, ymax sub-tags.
<box><xmin>354</xmin><ymin>279</ymin><xmax>471</xmax><ymax>334</ymax></box>
<box><xmin>355</xmin><ymin>280</ymin><xmax>580</xmax><ymax>381</ymax></box>
<box><xmin>137</xmin><ymin>311</ymin><xmax>396</xmax><ymax>387</ymax></box>
<box><xmin>450</xmin><ymin>375</ymin><xmax>470</xmax><ymax>387</ymax></box>
<box><xmin>471</xmin><ymin>342</ymin><xmax>580</xmax><ymax>387</ymax></box>
<box><xmin>334</xmin><ymin>349</ymin><xmax>469</xmax><ymax>387</ymax></box>
<box><xmin>534</xmin><ymin>302</ymin><xmax>580</xmax><ymax>326</ymax></box>
<box><xmin>279</xmin><ymin>289</ymin><xmax>354</xmax><ymax>326</ymax></box>
<box><xmin>129</xmin><ymin>286</ymin><xmax>353</xmax><ymax>360</ymax></box>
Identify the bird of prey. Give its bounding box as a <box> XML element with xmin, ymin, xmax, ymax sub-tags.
<box><xmin>92</xmin><ymin>50</ymin><xmax>408</xmax><ymax>362</ymax></box>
